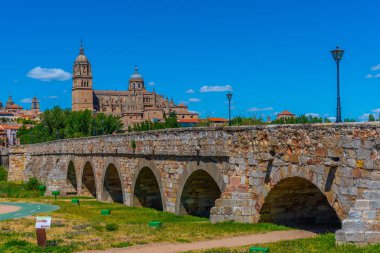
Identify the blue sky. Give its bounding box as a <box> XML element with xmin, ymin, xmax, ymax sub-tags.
<box><xmin>0</xmin><ymin>0</ymin><xmax>380</xmax><ymax>121</ymax></box>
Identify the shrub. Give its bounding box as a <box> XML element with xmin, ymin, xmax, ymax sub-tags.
<box><xmin>105</xmin><ymin>223</ymin><xmax>119</xmax><ymax>231</ymax></box>
<box><xmin>131</xmin><ymin>140</ymin><xmax>136</xmax><ymax>149</ymax></box>
<box><xmin>0</xmin><ymin>166</ymin><xmax>8</xmax><ymax>181</ymax></box>
<box><xmin>25</xmin><ymin>177</ymin><xmax>40</xmax><ymax>190</ymax></box>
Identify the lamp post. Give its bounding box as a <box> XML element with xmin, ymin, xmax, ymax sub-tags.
<box><xmin>331</xmin><ymin>46</ymin><xmax>344</xmax><ymax>123</ymax></box>
<box><xmin>226</xmin><ymin>92</ymin><xmax>233</xmax><ymax>126</ymax></box>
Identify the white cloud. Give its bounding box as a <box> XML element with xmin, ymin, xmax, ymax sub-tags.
<box><xmin>371</xmin><ymin>64</ymin><xmax>380</xmax><ymax>71</ymax></box>
<box><xmin>372</xmin><ymin>108</ymin><xmax>380</xmax><ymax>113</ymax></box>
<box><xmin>358</xmin><ymin>113</ymin><xmax>372</xmax><ymax>121</ymax></box>
<box><xmin>189</xmin><ymin>98</ymin><xmax>201</xmax><ymax>103</ymax></box>
<box><xmin>327</xmin><ymin>116</ymin><xmax>336</xmax><ymax>122</ymax></box>
<box><xmin>27</xmin><ymin>66</ymin><xmax>71</xmax><ymax>81</ymax></box>
<box><xmin>189</xmin><ymin>110</ymin><xmax>200</xmax><ymax>115</ymax></box>
<box><xmin>200</xmin><ymin>85</ymin><xmax>232</xmax><ymax>93</ymax></box>
<box><xmin>148</xmin><ymin>81</ymin><xmax>155</xmax><ymax>86</ymax></box>
<box><xmin>186</xmin><ymin>89</ymin><xmax>195</xmax><ymax>94</ymax></box>
<box><xmin>20</xmin><ymin>98</ymin><xmax>32</xmax><ymax>103</ymax></box>
<box><xmin>365</xmin><ymin>73</ymin><xmax>380</xmax><ymax>79</ymax></box>
<box><xmin>305</xmin><ymin>113</ymin><xmax>320</xmax><ymax>117</ymax></box>
<box><xmin>48</xmin><ymin>96</ymin><xmax>58</xmax><ymax>99</ymax></box>
<box><xmin>248</xmin><ymin>107</ymin><xmax>274</xmax><ymax>112</ymax></box>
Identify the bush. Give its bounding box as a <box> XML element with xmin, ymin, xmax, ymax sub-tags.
<box><xmin>105</xmin><ymin>223</ymin><xmax>119</xmax><ymax>231</ymax></box>
<box><xmin>0</xmin><ymin>166</ymin><xmax>8</xmax><ymax>181</ymax></box>
<box><xmin>25</xmin><ymin>177</ymin><xmax>41</xmax><ymax>191</ymax></box>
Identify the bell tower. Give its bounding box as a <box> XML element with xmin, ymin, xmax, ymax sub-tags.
<box><xmin>128</xmin><ymin>67</ymin><xmax>145</xmax><ymax>91</ymax></box>
<box><xmin>72</xmin><ymin>41</ymin><xmax>94</xmax><ymax>111</ymax></box>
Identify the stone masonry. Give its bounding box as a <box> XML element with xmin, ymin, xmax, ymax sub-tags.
<box><xmin>5</xmin><ymin>123</ymin><xmax>380</xmax><ymax>244</ymax></box>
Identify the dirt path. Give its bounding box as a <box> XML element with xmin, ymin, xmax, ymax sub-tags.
<box><xmin>0</xmin><ymin>204</ymin><xmax>20</xmax><ymax>214</ymax></box>
<box><xmin>81</xmin><ymin>230</ymin><xmax>316</xmax><ymax>253</ymax></box>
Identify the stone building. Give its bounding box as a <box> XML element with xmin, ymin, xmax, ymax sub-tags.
<box><xmin>276</xmin><ymin>110</ymin><xmax>296</xmax><ymax>120</ymax></box>
<box><xmin>71</xmin><ymin>44</ymin><xmax>199</xmax><ymax>127</ymax></box>
<box><xmin>0</xmin><ymin>96</ymin><xmax>41</xmax><ymax>121</ymax></box>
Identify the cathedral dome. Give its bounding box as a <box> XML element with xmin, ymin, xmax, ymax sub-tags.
<box><xmin>75</xmin><ymin>47</ymin><xmax>88</xmax><ymax>62</ymax></box>
<box><xmin>129</xmin><ymin>67</ymin><xmax>143</xmax><ymax>80</ymax></box>
<box><xmin>75</xmin><ymin>53</ymin><xmax>88</xmax><ymax>62</ymax></box>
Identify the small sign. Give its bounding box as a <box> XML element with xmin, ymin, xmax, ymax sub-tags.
<box><xmin>36</xmin><ymin>216</ymin><xmax>51</xmax><ymax>229</ymax></box>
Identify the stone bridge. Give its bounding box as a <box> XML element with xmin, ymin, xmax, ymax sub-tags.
<box><xmin>6</xmin><ymin>123</ymin><xmax>380</xmax><ymax>244</ymax></box>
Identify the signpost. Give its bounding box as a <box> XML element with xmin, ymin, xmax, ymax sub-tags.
<box><xmin>35</xmin><ymin>216</ymin><xmax>51</xmax><ymax>248</ymax></box>
<box><xmin>52</xmin><ymin>190</ymin><xmax>60</xmax><ymax>202</ymax></box>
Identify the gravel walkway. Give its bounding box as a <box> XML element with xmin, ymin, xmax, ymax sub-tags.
<box><xmin>81</xmin><ymin>230</ymin><xmax>317</xmax><ymax>253</ymax></box>
<box><xmin>0</xmin><ymin>204</ymin><xmax>20</xmax><ymax>214</ymax></box>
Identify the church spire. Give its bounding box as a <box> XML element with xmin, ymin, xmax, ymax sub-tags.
<box><xmin>79</xmin><ymin>39</ymin><xmax>84</xmax><ymax>55</ymax></box>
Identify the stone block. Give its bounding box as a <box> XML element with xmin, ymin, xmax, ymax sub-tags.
<box><xmin>348</xmin><ymin>210</ymin><xmax>361</xmax><ymax>219</ymax></box>
<box><xmin>342</xmin><ymin>219</ymin><xmax>364</xmax><ymax>231</ymax></box>
<box><xmin>363</xmin><ymin>210</ymin><xmax>377</xmax><ymax>220</ymax></box>
<box><xmin>354</xmin><ymin>200</ymin><xmax>370</xmax><ymax>210</ymax></box>
<box><xmin>365</xmin><ymin>231</ymin><xmax>380</xmax><ymax>243</ymax></box>
<box><xmin>345</xmin><ymin>231</ymin><xmax>365</xmax><ymax>242</ymax></box>
<box><xmin>335</xmin><ymin>229</ymin><xmax>346</xmax><ymax>242</ymax></box>
<box><xmin>363</xmin><ymin>190</ymin><xmax>380</xmax><ymax>200</ymax></box>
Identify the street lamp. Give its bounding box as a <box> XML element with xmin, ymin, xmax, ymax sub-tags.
<box><xmin>226</xmin><ymin>92</ymin><xmax>233</xmax><ymax>126</ymax></box>
<box><xmin>331</xmin><ymin>46</ymin><xmax>344</xmax><ymax>123</ymax></box>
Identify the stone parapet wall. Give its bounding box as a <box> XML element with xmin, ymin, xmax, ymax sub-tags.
<box><xmin>6</xmin><ymin>123</ymin><xmax>380</xmax><ymax>244</ymax></box>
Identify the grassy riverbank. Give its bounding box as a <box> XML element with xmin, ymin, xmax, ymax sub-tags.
<box><xmin>0</xmin><ymin>197</ymin><xmax>287</xmax><ymax>252</ymax></box>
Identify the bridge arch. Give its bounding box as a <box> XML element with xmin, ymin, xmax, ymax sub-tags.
<box><xmin>176</xmin><ymin>162</ymin><xmax>225</xmax><ymax>218</ymax></box>
<box><xmin>80</xmin><ymin>161</ymin><xmax>97</xmax><ymax>198</ymax></box>
<box><xmin>66</xmin><ymin>160</ymin><xmax>78</xmax><ymax>195</ymax></box>
<box><xmin>131</xmin><ymin>159</ymin><xmax>165</xmax><ymax>211</ymax></box>
<box><xmin>259</xmin><ymin>175</ymin><xmax>342</xmax><ymax>230</ymax></box>
<box><xmin>101</xmin><ymin>163</ymin><xmax>124</xmax><ymax>204</ymax></box>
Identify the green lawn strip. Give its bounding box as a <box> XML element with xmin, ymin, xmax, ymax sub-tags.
<box><xmin>187</xmin><ymin>233</ymin><xmax>380</xmax><ymax>253</ymax></box>
<box><xmin>0</xmin><ymin>197</ymin><xmax>288</xmax><ymax>252</ymax></box>
<box><xmin>0</xmin><ymin>182</ymin><xmax>39</xmax><ymax>198</ymax></box>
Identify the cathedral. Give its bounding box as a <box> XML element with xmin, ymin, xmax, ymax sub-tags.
<box><xmin>72</xmin><ymin>44</ymin><xmax>199</xmax><ymax>127</ymax></box>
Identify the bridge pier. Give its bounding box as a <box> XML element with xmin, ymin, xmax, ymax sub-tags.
<box><xmin>336</xmin><ymin>189</ymin><xmax>380</xmax><ymax>244</ymax></box>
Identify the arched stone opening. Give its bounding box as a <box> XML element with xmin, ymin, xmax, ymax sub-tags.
<box><xmin>259</xmin><ymin>177</ymin><xmax>341</xmax><ymax>232</ymax></box>
<box><xmin>102</xmin><ymin>164</ymin><xmax>123</xmax><ymax>204</ymax></box>
<box><xmin>66</xmin><ymin>161</ymin><xmax>77</xmax><ymax>195</ymax></box>
<box><xmin>133</xmin><ymin>167</ymin><xmax>163</xmax><ymax>211</ymax></box>
<box><xmin>179</xmin><ymin>170</ymin><xmax>222</xmax><ymax>218</ymax></box>
<box><xmin>81</xmin><ymin>162</ymin><xmax>97</xmax><ymax>198</ymax></box>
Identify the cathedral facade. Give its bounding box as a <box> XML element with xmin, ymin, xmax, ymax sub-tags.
<box><xmin>72</xmin><ymin>44</ymin><xmax>199</xmax><ymax>127</ymax></box>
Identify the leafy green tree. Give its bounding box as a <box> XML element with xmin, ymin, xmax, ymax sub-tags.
<box><xmin>17</xmin><ymin>107</ymin><xmax>123</xmax><ymax>144</ymax></box>
<box><xmin>164</xmin><ymin>111</ymin><xmax>179</xmax><ymax>128</ymax></box>
<box><xmin>368</xmin><ymin>114</ymin><xmax>376</xmax><ymax>122</ymax></box>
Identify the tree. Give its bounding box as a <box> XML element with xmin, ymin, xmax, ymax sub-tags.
<box><xmin>368</xmin><ymin>114</ymin><xmax>376</xmax><ymax>122</ymax></box>
<box><xmin>324</xmin><ymin>117</ymin><xmax>331</xmax><ymax>123</ymax></box>
<box><xmin>17</xmin><ymin>107</ymin><xmax>123</xmax><ymax>144</ymax></box>
<box><xmin>164</xmin><ymin>111</ymin><xmax>179</xmax><ymax>128</ymax></box>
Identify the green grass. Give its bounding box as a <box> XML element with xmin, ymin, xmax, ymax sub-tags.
<box><xmin>189</xmin><ymin>233</ymin><xmax>380</xmax><ymax>253</ymax></box>
<box><xmin>0</xmin><ymin>181</ymin><xmax>40</xmax><ymax>198</ymax></box>
<box><xmin>0</xmin><ymin>198</ymin><xmax>288</xmax><ymax>252</ymax></box>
